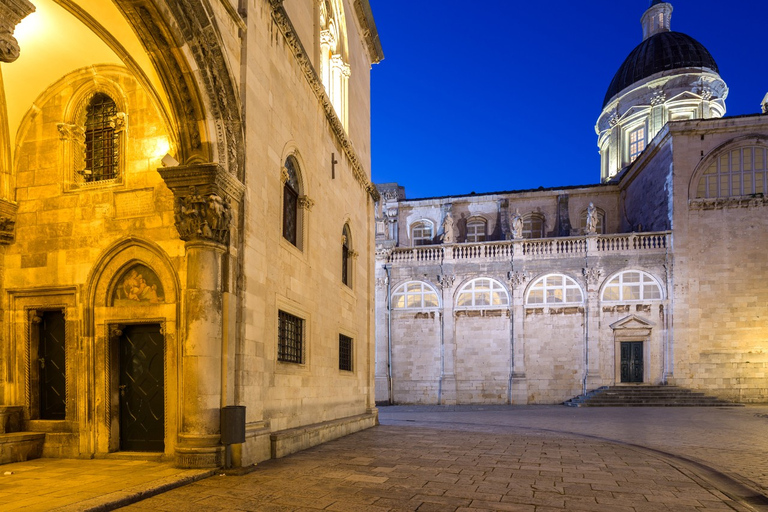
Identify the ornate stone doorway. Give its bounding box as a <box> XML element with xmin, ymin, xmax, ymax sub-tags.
<box><xmin>118</xmin><ymin>323</ymin><xmax>164</xmax><ymax>452</ymax></box>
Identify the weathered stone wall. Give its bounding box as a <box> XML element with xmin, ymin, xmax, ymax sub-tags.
<box><xmin>454</xmin><ymin>312</ymin><xmax>510</xmax><ymax>403</ymax></box>
<box><xmin>620</xmin><ymin>137</ymin><xmax>673</xmax><ymax>233</ymax></box>
<box><xmin>390</xmin><ymin>311</ymin><xmax>441</xmax><ymax>404</ymax></box>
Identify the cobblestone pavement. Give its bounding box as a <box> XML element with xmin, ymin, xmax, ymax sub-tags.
<box><xmin>120</xmin><ymin>406</ymin><xmax>768</xmax><ymax>512</ymax></box>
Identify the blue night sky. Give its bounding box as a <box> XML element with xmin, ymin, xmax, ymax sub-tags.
<box><xmin>367</xmin><ymin>1</ymin><xmax>768</xmax><ymax>200</ymax></box>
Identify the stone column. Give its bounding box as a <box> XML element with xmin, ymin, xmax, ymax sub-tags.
<box><xmin>438</xmin><ymin>274</ymin><xmax>457</xmax><ymax>405</ymax></box>
<box><xmin>0</xmin><ymin>198</ymin><xmax>16</xmax><ymax>402</ymax></box>
<box><xmin>508</xmin><ymin>270</ymin><xmax>527</xmax><ymax>404</ymax></box>
<box><xmin>583</xmin><ymin>266</ymin><xmax>603</xmax><ymax>390</ymax></box>
<box><xmin>159</xmin><ymin>163</ymin><xmax>244</xmax><ymax>468</ymax></box>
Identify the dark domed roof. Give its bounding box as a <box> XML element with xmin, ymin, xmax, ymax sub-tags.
<box><xmin>603</xmin><ymin>31</ymin><xmax>719</xmax><ymax>107</ymax></box>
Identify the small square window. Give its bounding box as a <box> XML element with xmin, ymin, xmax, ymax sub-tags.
<box><xmin>339</xmin><ymin>334</ymin><xmax>352</xmax><ymax>372</ymax></box>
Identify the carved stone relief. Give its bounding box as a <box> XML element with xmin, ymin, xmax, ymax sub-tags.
<box><xmin>0</xmin><ymin>0</ymin><xmax>34</xmax><ymax>63</ymax></box>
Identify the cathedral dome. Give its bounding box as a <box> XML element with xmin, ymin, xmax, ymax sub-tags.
<box><xmin>602</xmin><ymin>31</ymin><xmax>719</xmax><ymax>107</ymax></box>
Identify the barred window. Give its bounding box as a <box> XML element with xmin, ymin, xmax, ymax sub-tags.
<box><xmin>84</xmin><ymin>93</ymin><xmax>119</xmax><ymax>182</ymax></box>
<box><xmin>278</xmin><ymin>310</ymin><xmax>303</xmax><ymax>364</ymax></box>
<box><xmin>282</xmin><ymin>157</ymin><xmax>300</xmax><ymax>246</ymax></box>
<box><xmin>339</xmin><ymin>334</ymin><xmax>352</xmax><ymax>371</ymax></box>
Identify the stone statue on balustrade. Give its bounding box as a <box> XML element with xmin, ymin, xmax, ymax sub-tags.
<box><xmin>440</xmin><ymin>212</ymin><xmax>455</xmax><ymax>244</ymax></box>
<box><xmin>510</xmin><ymin>209</ymin><xmax>523</xmax><ymax>240</ymax></box>
<box><xmin>585</xmin><ymin>202</ymin><xmax>598</xmax><ymax>235</ymax></box>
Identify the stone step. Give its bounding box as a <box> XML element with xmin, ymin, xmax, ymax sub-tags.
<box><xmin>563</xmin><ymin>386</ymin><xmax>742</xmax><ymax>407</ymax></box>
<box><xmin>0</xmin><ymin>406</ymin><xmax>24</xmax><ymax>434</ymax></box>
<box><xmin>0</xmin><ymin>432</ymin><xmax>45</xmax><ymax>465</ymax></box>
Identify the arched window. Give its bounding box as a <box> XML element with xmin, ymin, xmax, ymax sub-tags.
<box><xmin>319</xmin><ymin>0</ymin><xmax>350</xmax><ymax>128</ymax></box>
<box><xmin>602</xmin><ymin>270</ymin><xmax>662</xmax><ymax>302</ymax></box>
<box><xmin>456</xmin><ymin>278</ymin><xmax>509</xmax><ymax>308</ymax></box>
<box><xmin>84</xmin><ymin>93</ymin><xmax>120</xmax><ymax>182</ymax></box>
<box><xmin>526</xmin><ymin>274</ymin><xmax>583</xmax><ymax>305</ymax></box>
<box><xmin>282</xmin><ymin>156</ymin><xmax>301</xmax><ymax>247</ymax></box>
<box><xmin>466</xmin><ymin>217</ymin><xmax>487</xmax><ymax>243</ymax></box>
<box><xmin>342</xmin><ymin>224</ymin><xmax>352</xmax><ymax>287</ymax></box>
<box><xmin>523</xmin><ymin>213</ymin><xmax>545</xmax><ymax>239</ymax></box>
<box><xmin>695</xmin><ymin>146</ymin><xmax>768</xmax><ymax>198</ymax></box>
<box><xmin>411</xmin><ymin>221</ymin><xmax>434</xmax><ymax>246</ymax></box>
<box><xmin>580</xmin><ymin>207</ymin><xmax>605</xmax><ymax>234</ymax></box>
<box><xmin>391</xmin><ymin>281</ymin><xmax>440</xmax><ymax>309</ymax></box>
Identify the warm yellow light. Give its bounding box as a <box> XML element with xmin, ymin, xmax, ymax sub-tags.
<box><xmin>13</xmin><ymin>6</ymin><xmax>45</xmax><ymax>46</ymax></box>
<box><xmin>149</xmin><ymin>136</ymin><xmax>171</xmax><ymax>161</ymax></box>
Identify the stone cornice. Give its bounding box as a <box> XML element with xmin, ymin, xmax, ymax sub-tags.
<box><xmin>0</xmin><ymin>198</ymin><xmax>17</xmax><ymax>244</ymax></box>
<box><xmin>689</xmin><ymin>196</ymin><xmax>768</xmax><ymax>210</ymax></box>
<box><xmin>268</xmin><ymin>0</ymin><xmax>380</xmax><ymax>202</ymax></box>
<box><xmin>352</xmin><ymin>0</ymin><xmax>384</xmax><ymax>64</ymax></box>
<box><xmin>0</xmin><ymin>0</ymin><xmax>35</xmax><ymax>63</ymax></box>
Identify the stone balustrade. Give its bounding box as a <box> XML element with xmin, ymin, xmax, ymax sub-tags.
<box><xmin>386</xmin><ymin>232</ymin><xmax>670</xmax><ymax>264</ymax></box>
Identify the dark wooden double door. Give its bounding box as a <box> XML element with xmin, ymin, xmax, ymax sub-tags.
<box><xmin>620</xmin><ymin>341</ymin><xmax>644</xmax><ymax>383</ymax></box>
<box><xmin>118</xmin><ymin>324</ymin><xmax>165</xmax><ymax>452</ymax></box>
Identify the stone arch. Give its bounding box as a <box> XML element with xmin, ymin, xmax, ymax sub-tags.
<box><xmin>111</xmin><ymin>0</ymin><xmax>244</xmax><ymax>178</ymax></box>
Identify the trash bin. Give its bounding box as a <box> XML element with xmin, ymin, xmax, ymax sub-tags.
<box><xmin>220</xmin><ymin>405</ymin><xmax>245</xmax><ymax>445</ymax></box>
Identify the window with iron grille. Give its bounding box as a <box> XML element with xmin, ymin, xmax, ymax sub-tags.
<box><xmin>84</xmin><ymin>93</ymin><xmax>119</xmax><ymax>182</ymax></box>
<box><xmin>283</xmin><ymin>157</ymin><xmax>300</xmax><ymax>246</ymax></box>
<box><xmin>339</xmin><ymin>334</ymin><xmax>352</xmax><ymax>371</ymax></box>
<box><xmin>278</xmin><ymin>310</ymin><xmax>303</xmax><ymax>364</ymax></box>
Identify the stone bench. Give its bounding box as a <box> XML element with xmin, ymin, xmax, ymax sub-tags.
<box><xmin>0</xmin><ymin>432</ymin><xmax>45</xmax><ymax>464</ymax></box>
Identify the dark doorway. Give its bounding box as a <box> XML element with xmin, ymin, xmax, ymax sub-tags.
<box><xmin>119</xmin><ymin>323</ymin><xmax>164</xmax><ymax>452</ymax></box>
<box><xmin>620</xmin><ymin>341</ymin><xmax>644</xmax><ymax>383</ymax></box>
<box><xmin>39</xmin><ymin>310</ymin><xmax>66</xmax><ymax>420</ymax></box>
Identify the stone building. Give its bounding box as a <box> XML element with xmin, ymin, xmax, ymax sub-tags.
<box><xmin>374</xmin><ymin>1</ymin><xmax>768</xmax><ymax>406</ymax></box>
<box><xmin>0</xmin><ymin>0</ymin><xmax>383</xmax><ymax>467</ymax></box>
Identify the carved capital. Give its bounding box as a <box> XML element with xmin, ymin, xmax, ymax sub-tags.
<box><xmin>110</xmin><ymin>112</ymin><xmax>128</xmax><ymax>133</ymax></box>
<box><xmin>348</xmin><ymin>249</ymin><xmax>359</xmax><ymax>259</ymax></box>
<box><xmin>375</xmin><ymin>246</ymin><xmax>392</xmax><ymax>262</ymax></box>
<box><xmin>650</xmin><ymin>87</ymin><xmax>666</xmax><ymax>106</ymax></box>
<box><xmin>375</xmin><ymin>276</ymin><xmax>388</xmax><ymax>290</ymax></box>
<box><xmin>280</xmin><ymin>166</ymin><xmax>290</xmax><ymax>184</ymax></box>
<box><xmin>436</xmin><ymin>274</ymin><xmax>455</xmax><ymax>289</ymax></box>
<box><xmin>0</xmin><ymin>198</ymin><xmax>18</xmax><ymax>244</ymax></box>
<box><xmin>158</xmin><ymin>163</ymin><xmax>244</xmax><ymax>245</ymax></box>
<box><xmin>298</xmin><ymin>195</ymin><xmax>314</xmax><ymax>211</ymax></box>
<box><xmin>507</xmin><ymin>270</ymin><xmax>528</xmax><ymax>289</ymax></box>
<box><xmin>0</xmin><ymin>0</ymin><xmax>34</xmax><ymax>63</ymax></box>
<box><xmin>582</xmin><ymin>267</ymin><xmax>602</xmax><ymax>286</ymax></box>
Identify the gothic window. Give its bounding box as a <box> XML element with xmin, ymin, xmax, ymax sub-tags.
<box><xmin>278</xmin><ymin>310</ymin><xmax>304</xmax><ymax>364</ymax></box>
<box><xmin>342</xmin><ymin>224</ymin><xmax>352</xmax><ymax>287</ymax></box>
<box><xmin>601</xmin><ymin>271</ymin><xmax>662</xmax><ymax>302</ymax></box>
<box><xmin>466</xmin><ymin>218</ymin><xmax>487</xmax><ymax>243</ymax></box>
<box><xmin>338</xmin><ymin>334</ymin><xmax>352</xmax><ymax>371</ymax></box>
<box><xmin>84</xmin><ymin>93</ymin><xmax>120</xmax><ymax>182</ymax></box>
<box><xmin>391</xmin><ymin>281</ymin><xmax>440</xmax><ymax>309</ymax></box>
<box><xmin>526</xmin><ymin>274</ymin><xmax>583</xmax><ymax>305</ymax></box>
<box><xmin>282</xmin><ymin>156</ymin><xmax>301</xmax><ymax>247</ymax></box>
<box><xmin>319</xmin><ymin>0</ymin><xmax>350</xmax><ymax>128</ymax></box>
<box><xmin>695</xmin><ymin>146</ymin><xmax>768</xmax><ymax>199</ymax></box>
<box><xmin>523</xmin><ymin>213</ymin><xmax>545</xmax><ymax>239</ymax></box>
<box><xmin>411</xmin><ymin>221</ymin><xmax>434</xmax><ymax>246</ymax></box>
<box><xmin>629</xmin><ymin>126</ymin><xmax>646</xmax><ymax>162</ymax></box>
<box><xmin>456</xmin><ymin>278</ymin><xmax>509</xmax><ymax>308</ymax></box>
<box><xmin>580</xmin><ymin>207</ymin><xmax>605</xmax><ymax>234</ymax></box>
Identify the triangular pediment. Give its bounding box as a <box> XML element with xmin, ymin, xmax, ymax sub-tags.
<box><xmin>610</xmin><ymin>314</ymin><xmax>655</xmax><ymax>331</ymax></box>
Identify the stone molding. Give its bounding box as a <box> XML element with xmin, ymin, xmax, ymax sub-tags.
<box><xmin>159</xmin><ymin>163</ymin><xmax>245</xmax><ymax>245</ymax></box>
<box><xmin>0</xmin><ymin>0</ymin><xmax>34</xmax><ymax>63</ymax></box>
<box><xmin>268</xmin><ymin>0</ymin><xmax>379</xmax><ymax>202</ymax></box>
<box><xmin>351</xmin><ymin>0</ymin><xmax>384</xmax><ymax>64</ymax></box>
<box><xmin>0</xmin><ymin>198</ymin><xmax>18</xmax><ymax>244</ymax></box>
<box><xmin>582</xmin><ymin>267</ymin><xmax>602</xmax><ymax>286</ymax></box>
<box><xmin>689</xmin><ymin>196</ymin><xmax>768</xmax><ymax>210</ymax></box>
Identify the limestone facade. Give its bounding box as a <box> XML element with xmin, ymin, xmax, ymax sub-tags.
<box><xmin>0</xmin><ymin>0</ymin><xmax>383</xmax><ymax>468</ymax></box>
<box><xmin>374</xmin><ymin>2</ymin><xmax>768</xmax><ymax>406</ymax></box>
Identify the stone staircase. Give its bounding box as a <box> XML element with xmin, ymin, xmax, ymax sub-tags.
<box><xmin>0</xmin><ymin>406</ymin><xmax>45</xmax><ymax>464</ymax></box>
<box><xmin>563</xmin><ymin>385</ymin><xmax>742</xmax><ymax>407</ymax></box>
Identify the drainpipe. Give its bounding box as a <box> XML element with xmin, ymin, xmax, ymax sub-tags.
<box><xmin>384</xmin><ymin>263</ymin><xmax>393</xmax><ymax>404</ymax></box>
